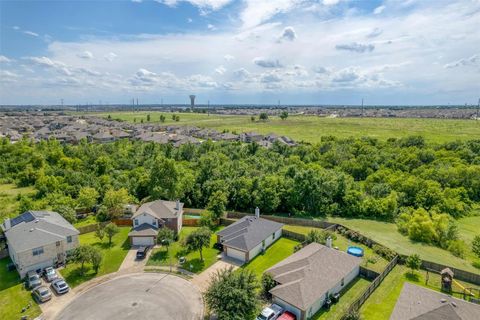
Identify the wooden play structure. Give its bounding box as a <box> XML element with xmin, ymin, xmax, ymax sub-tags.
<box><xmin>441</xmin><ymin>268</ymin><xmax>454</xmax><ymax>293</ymax></box>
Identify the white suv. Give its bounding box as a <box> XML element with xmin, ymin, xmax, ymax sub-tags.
<box><xmin>256</xmin><ymin>304</ymin><xmax>284</xmax><ymax>320</ymax></box>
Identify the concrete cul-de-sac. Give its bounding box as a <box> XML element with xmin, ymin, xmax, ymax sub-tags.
<box><xmin>54</xmin><ymin>273</ymin><xmax>204</xmax><ymax>320</ymax></box>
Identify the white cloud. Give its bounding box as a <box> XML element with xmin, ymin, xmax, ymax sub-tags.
<box><xmin>23</xmin><ymin>30</ymin><xmax>39</xmax><ymax>37</ymax></box>
<box><xmin>322</xmin><ymin>0</ymin><xmax>340</xmax><ymax>6</ymax></box>
<box><xmin>444</xmin><ymin>54</ymin><xmax>479</xmax><ymax>69</ymax></box>
<box><xmin>332</xmin><ymin>67</ymin><xmax>360</xmax><ymax>82</ymax></box>
<box><xmin>240</xmin><ymin>0</ymin><xmax>302</xmax><ymax>29</ymax></box>
<box><xmin>207</xmin><ymin>24</ymin><xmax>216</xmax><ymax>30</ymax></box>
<box><xmin>215</xmin><ymin>65</ymin><xmax>227</xmax><ymax>74</ymax></box>
<box><xmin>261</xmin><ymin>71</ymin><xmax>282</xmax><ymax>83</ymax></box>
<box><xmin>104</xmin><ymin>52</ymin><xmax>118</xmax><ymax>61</ymax></box>
<box><xmin>253</xmin><ymin>57</ymin><xmax>282</xmax><ymax>68</ymax></box>
<box><xmin>77</xmin><ymin>51</ymin><xmax>94</xmax><ymax>59</ymax></box>
<box><xmin>233</xmin><ymin>68</ymin><xmax>251</xmax><ymax>80</ymax></box>
<box><xmin>335</xmin><ymin>42</ymin><xmax>375</xmax><ymax>53</ymax></box>
<box><xmin>366</xmin><ymin>27</ymin><xmax>383</xmax><ymax>38</ymax></box>
<box><xmin>187</xmin><ymin>18</ymin><xmax>193</xmax><ymax>23</ymax></box>
<box><xmin>159</xmin><ymin>0</ymin><xmax>232</xmax><ymax>11</ymax></box>
<box><xmin>313</xmin><ymin>66</ymin><xmax>329</xmax><ymax>74</ymax></box>
<box><xmin>188</xmin><ymin>74</ymin><xmax>218</xmax><ymax>88</ymax></box>
<box><xmin>0</xmin><ymin>55</ymin><xmax>12</xmax><ymax>63</ymax></box>
<box><xmin>131</xmin><ymin>0</ymin><xmax>143</xmax><ymax>3</ymax></box>
<box><xmin>373</xmin><ymin>5</ymin><xmax>386</xmax><ymax>15</ymax></box>
<box><xmin>278</xmin><ymin>26</ymin><xmax>297</xmax><ymax>42</ymax></box>
<box><xmin>224</xmin><ymin>54</ymin><xmax>235</xmax><ymax>61</ymax></box>
<box><xmin>12</xmin><ymin>26</ymin><xmax>20</xmax><ymax>30</ymax></box>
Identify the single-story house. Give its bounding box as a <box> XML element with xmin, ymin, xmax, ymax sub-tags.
<box><xmin>128</xmin><ymin>199</ymin><xmax>183</xmax><ymax>246</ymax></box>
<box><xmin>390</xmin><ymin>282</ymin><xmax>480</xmax><ymax>320</ymax></box>
<box><xmin>266</xmin><ymin>242</ymin><xmax>362</xmax><ymax>320</ymax></box>
<box><xmin>1</xmin><ymin>211</ymin><xmax>80</xmax><ymax>278</ymax></box>
<box><xmin>216</xmin><ymin>208</ymin><xmax>283</xmax><ymax>263</ymax></box>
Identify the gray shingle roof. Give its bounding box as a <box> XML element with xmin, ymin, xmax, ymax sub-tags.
<box><xmin>217</xmin><ymin>216</ymin><xmax>283</xmax><ymax>252</ymax></box>
<box><xmin>266</xmin><ymin>242</ymin><xmax>361</xmax><ymax>311</ymax></box>
<box><xmin>3</xmin><ymin>211</ymin><xmax>79</xmax><ymax>253</ymax></box>
<box><xmin>132</xmin><ymin>200</ymin><xmax>183</xmax><ymax>220</ymax></box>
<box><xmin>128</xmin><ymin>223</ymin><xmax>159</xmax><ymax>237</ymax></box>
<box><xmin>390</xmin><ymin>282</ymin><xmax>480</xmax><ymax>320</ymax></box>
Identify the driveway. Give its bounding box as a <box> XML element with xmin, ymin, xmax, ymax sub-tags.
<box><xmin>191</xmin><ymin>257</ymin><xmax>241</xmax><ymax>292</ymax></box>
<box><xmin>55</xmin><ymin>273</ymin><xmax>203</xmax><ymax>320</ymax></box>
<box><xmin>118</xmin><ymin>246</ymin><xmax>154</xmax><ymax>273</ymax></box>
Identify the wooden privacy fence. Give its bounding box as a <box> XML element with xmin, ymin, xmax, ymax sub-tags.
<box><xmin>419</xmin><ymin>259</ymin><xmax>480</xmax><ymax>285</ymax></box>
<box><xmin>342</xmin><ymin>255</ymin><xmax>399</xmax><ymax>319</ymax></box>
<box><xmin>183</xmin><ymin>219</ymin><xmax>200</xmax><ymax>227</ymax></box>
<box><xmin>112</xmin><ymin>218</ymin><xmax>132</xmax><ymax>226</ymax></box>
<box><xmin>226</xmin><ymin>212</ymin><xmax>336</xmax><ymax>229</ymax></box>
<box><xmin>282</xmin><ymin>229</ymin><xmax>306</xmax><ymax>242</ymax></box>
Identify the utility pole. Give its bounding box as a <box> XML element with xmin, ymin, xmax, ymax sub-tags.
<box><xmin>476</xmin><ymin>98</ymin><xmax>480</xmax><ymax>120</ymax></box>
<box><xmin>361</xmin><ymin>98</ymin><xmax>364</xmax><ymax>118</ymax></box>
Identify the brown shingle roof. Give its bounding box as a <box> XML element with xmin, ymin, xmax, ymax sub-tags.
<box><xmin>132</xmin><ymin>200</ymin><xmax>183</xmax><ymax>220</ymax></box>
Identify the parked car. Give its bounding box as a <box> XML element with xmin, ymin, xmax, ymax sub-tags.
<box><xmin>51</xmin><ymin>278</ymin><xmax>69</xmax><ymax>295</ymax></box>
<box><xmin>136</xmin><ymin>246</ymin><xmax>150</xmax><ymax>259</ymax></box>
<box><xmin>278</xmin><ymin>311</ymin><xmax>296</xmax><ymax>320</ymax></box>
<box><xmin>26</xmin><ymin>271</ymin><xmax>42</xmax><ymax>289</ymax></box>
<box><xmin>256</xmin><ymin>304</ymin><xmax>284</xmax><ymax>320</ymax></box>
<box><xmin>43</xmin><ymin>267</ymin><xmax>58</xmax><ymax>282</ymax></box>
<box><xmin>32</xmin><ymin>286</ymin><xmax>52</xmax><ymax>303</ymax></box>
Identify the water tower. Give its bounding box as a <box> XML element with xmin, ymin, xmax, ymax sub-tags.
<box><xmin>189</xmin><ymin>95</ymin><xmax>196</xmax><ymax>108</ymax></box>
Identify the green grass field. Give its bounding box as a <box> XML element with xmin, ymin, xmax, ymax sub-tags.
<box><xmin>283</xmin><ymin>225</ymin><xmax>389</xmax><ymax>273</ymax></box>
<box><xmin>0</xmin><ymin>258</ymin><xmax>41</xmax><ymax>320</ymax></box>
<box><xmin>60</xmin><ymin>227</ymin><xmax>130</xmax><ymax>287</ymax></box>
<box><xmin>147</xmin><ymin>226</ymin><xmax>222</xmax><ymax>273</ymax></box>
<box><xmin>89</xmin><ymin>111</ymin><xmax>480</xmax><ymax>143</ymax></box>
<box><xmin>327</xmin><ymin>216</ymin><xmax>480</xmax><ymax>273</ymax></box>
<box><xmin>360</xmin><ymin>265</ymin><xmax>480</xmax><ymax>320</ymax></box>
<box><xmin>243</xmin><ymin>238</ymin><xmax>300</xmax><ymax>277</ymax></box>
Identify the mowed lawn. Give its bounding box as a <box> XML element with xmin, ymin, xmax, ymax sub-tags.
<box><xmin>360</xmin><ymin>265</ymin><xmax>480</xmax><ymax>320</ymax></box>
<box><xmin>0</xmin><ymin>258</ymin><xmax>41</xmax><ymax>320</ymax></box>
<box><xmin>243</xmin><ymin>238</ymin><xmax>300</xmax><ymax>277</ymax></box>
<box><xmin>283</xmin><ymin>225</ymin><xmax>389</xmax><ymax>273</ymax></box>
<box><xmin>312</xmin><ymin>277</ymin><xmax>371</xmax><ymax>320</ymax></box>
<box><xmin>60</xmin><ymin>227</ymin><xmax>130</xmax><ymax>287</ymax></box>
<box><xmin>327</xmin><ymin>217</ymin><xmax>479</xmax><ymax>273</ymax></box>
<box><xmin>147</xmin><ymin>226</ymin><xmax>222</xmax><ymax>273</ymax></box>
<box><xmin>88</xmin><ymin>111</ymin><xmax>480</xmax><ymax>143</ymax></box>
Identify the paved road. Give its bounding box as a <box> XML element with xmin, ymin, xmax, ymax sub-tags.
<box><xmin>55</xmin><ymin>273</ymin><xmax>203</xmax><ymax>320</ymax></box>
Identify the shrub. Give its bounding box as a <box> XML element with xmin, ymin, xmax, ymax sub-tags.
<box><xmin>448</xmin><ymin>240</ymin><xmax>468</xmax><ymax>258</ymax></box>
<box><xmin>372</xmin><ymin>244</ymin><xmax>396</xmax><ymax>261</ymax></box>
<box><xmin>261</xmin><ymin>273</ymin><xmax>276</xmax><ymax>300</ymax></box>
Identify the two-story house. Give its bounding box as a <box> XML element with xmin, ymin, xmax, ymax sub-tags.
<box><xmin>1</xmin><ymin>211</ymin><xmax>80</xmax><ymax>278</ymax></box>
<box><xmin>128</xmin><ymin>199</ymin><xmax>183</xmax><ymax>246</ymax></box>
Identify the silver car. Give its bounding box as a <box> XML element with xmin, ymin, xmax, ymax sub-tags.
<box><xmin>51</xmin><ymin>278</ymin><xmax>69</xmax><ymax>295</ymax></box>
<box><xmin>26</xmin><ymin>271</ymin><xmax>42</xmax><ymax>289</ymax></box>
<box><xmin>43</xmin><ymin>267</ymin><xmax>58</xmax><ymax>282</ymax></box>
<box><xmin>32</xmin><ymin>286</ymin><xmax>52</xmax><ymax>303</ymax></box>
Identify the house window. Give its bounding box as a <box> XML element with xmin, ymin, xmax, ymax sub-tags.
<box><xmin>152</xmin><ymin>219</ymin><xmax>156</xmax><ymax>226</ymax></box>
<box><xmin>341</xmin><ymin>278</ymin><xmax>344</xmax><ymax>286</ymax></box>
<box><xmin>32</xmin><ymin>247</ymin><xmax>44</xmax><ymax>256</ymax></box>
<box><xmin>67</xmin><ymin>236</ymin><xmax>72</xmax><ymax>243</ymax></box>
<box><xmin>262</xmin><ymin>240</ymin><xmax>266</xmax><ymax>247</ymax></box>
<box><xmin>134</xmin><ymin>219</ymin><xmax>139</xmax><ymax>226</ymax></box>
<box><xmin>272</xmin><ymin>232</ymin><xmax>275</xmax><ymax>240</ymax></box>
<box><xmin>56</xmin><ymin>241</ymin><xmax>61</xmax><ymax>247</ymax></box>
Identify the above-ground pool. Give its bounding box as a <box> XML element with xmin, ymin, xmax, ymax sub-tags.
<box><xmin>347</xmin><ymin>246</ymin><xmax>364</xmax><ymax>257</ymax></box>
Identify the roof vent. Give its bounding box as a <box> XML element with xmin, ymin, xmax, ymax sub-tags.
<box><xmin>451</xmin><ymin>302</ymin><xmax>457</xmax><ymax>308</ymax></box>
<box><xmin>29</xmin><ymin>228</ymin><xmax>34</xmax><ymax>232</ymax></box>
<box><xmin>34</xmin><ymin>219</ymin><xmax>39</xmax><ymax>223</ymax></box>
<box><xmin>440</xmin><ymin>299</ymin><xmax>447</xmax><ymax>303</ymax></box>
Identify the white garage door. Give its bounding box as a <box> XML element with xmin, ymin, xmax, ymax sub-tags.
<box><xmin>226</xmin><ymin>247</ymin><xmax>246</xmax><ymax>262</ymax></box>
<box><xmin>132</xmin><ymin>236</ymin><xmax>154</xmax><ymax>246</ymax></box>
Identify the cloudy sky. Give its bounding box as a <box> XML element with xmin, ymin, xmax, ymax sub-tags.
<box><xmin>0</xmin><ymin>0</ymin><xmax>479</xmax><ymax>105</ymax></box>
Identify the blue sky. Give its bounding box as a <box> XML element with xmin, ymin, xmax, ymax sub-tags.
<box><xmin>0</xmin><ymin>0</ymin><xmax>479</xmax><ymax>105</ymax></box>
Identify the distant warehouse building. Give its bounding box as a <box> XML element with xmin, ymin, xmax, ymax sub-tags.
<box><xmin>216</xmin><ymin>208</ymin><xmax>283</xmax><ymax>263</ymax></box>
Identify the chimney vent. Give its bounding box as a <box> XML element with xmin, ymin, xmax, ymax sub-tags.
<box><xmin>176</xmin><ymin>200</ymin><xmax>180</xmax><ymax>210</ymax></box>
<box><xmin>326</xmin><ymin>236</ymin><xmax>332</xmax><ymax>248</ymax></box>
<box><xmin>4</xmin><ymin>218</ymin><xmax>11</xmax><ymax>230</ymax></box>
<box><xmin>255</xmin><ymin>207</ymin><xmax>260</xmax><ymax>218</ymax></box>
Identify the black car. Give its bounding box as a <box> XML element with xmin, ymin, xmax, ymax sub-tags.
<box><xmin>136</xmin><ymin>246</ymin><xmax>150</xmax><ymax>259</ymax></box>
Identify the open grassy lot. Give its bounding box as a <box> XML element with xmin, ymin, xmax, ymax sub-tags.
<box><xmin>60</xmin><ymin>227</ymin><xmax>130</xmax><ymax>287</ymax></box>
<box><xmin>147</xmin><ymin>226</ymin><xmax>222</xmax><ymax>273</ymax></box>
<box><xmin>360</xmin><ymin>265</ymin><xmax>480</xmax><ymax>320</ymax></box>
<box><xmin>0</xmin><ymin>184</ymin><xmax>36</xmax><ymax>221</ymax></box>
<box><xmin>312</xmin><ymin>277</ymin><xmax>371</xmax><ymax>320</ymax></box>
<box><xmin>0</xmin><ymin>258</ymin><xmax>41</xmax><ymax>320</ymax></box>
<box><xmin>243</xmin><ymin>238</ymin><xmax>300</xmax><ymax>277</ymax></box>
<box><xmin>89</xmin><ymin>111</ymin><xmax>480</xmax><ymax>143</ymax></box>
<box><xmin>327</xmin><ymin>217</ymin><xmax>479</xmax><ymax>273</ymax></box>
<box><xmin>283</xmin><ymin>225</ymin><xmax>389</xmax><ymax>273</ymax></box>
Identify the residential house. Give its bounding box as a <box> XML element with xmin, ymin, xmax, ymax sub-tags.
<box><xmin>389</xmin><ymin>282</ymin><xmax>480</xmax><ymax>320</ymax></box>
<box><xmin>216</xmin><ymin>208</ymin><xmax>283</xmax><ymax>262</ymax></box>
<box><xmin>129</xmin><ymin>200</ymin><xmax>184</xmax><ymax>246</ymax></box>
<box><xmin>266</xmin><ymin>242</ymin><xmax>362</xmax><ymax>320</ymax></box>
<box><xmin>1</xmin><ymin>211</ymin><xmax>80</xmax><ymax>278</ymax></box>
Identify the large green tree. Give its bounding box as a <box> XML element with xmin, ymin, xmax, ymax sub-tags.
<box><xmin>185</xmin><ymin>227</ymin><xmax>211</xmax><ymax>261</ymax></box>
